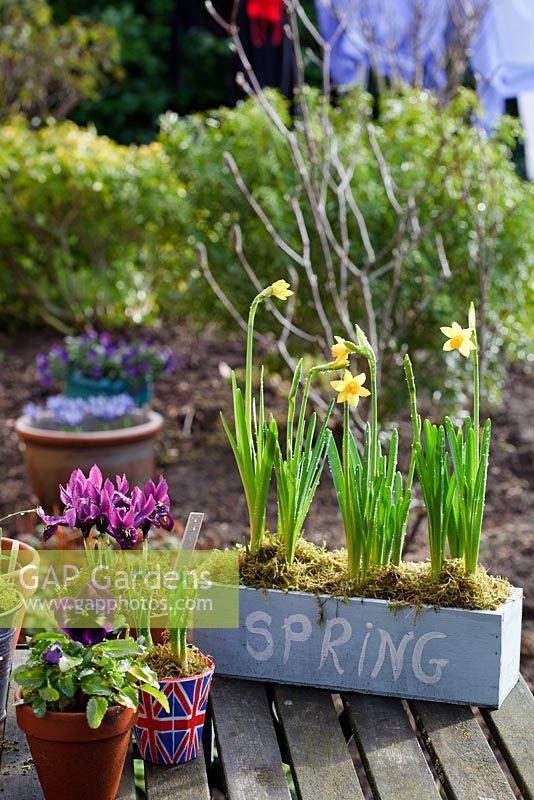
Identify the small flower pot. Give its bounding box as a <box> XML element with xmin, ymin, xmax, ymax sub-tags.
<box><xmin>134</xmin><ymin>657</ymin><xmax>214</xmax><ymax>765</ymax></box>
<box><xmin>0</xmin><ymin>595</ymin><xmax>24</xmax><ymax>720</ymax></box>
<box><xmin>66</xmin><ymin>371</ymin><xmax>153</xmax><ymax>406</ymax></box>
<box><xmin>1</xmin><ymin>538</ymin><xmax>39</xmax><ymax>649</ymax></box>
<box><xmin>15</xmin><ymin>411</ymin><xmax>163</xmax><ymax>510</ymax></box>
<box><xmin>15</xmin><ymin>692</ymin><xmax>137</xmax><ymax>800</ymax></box>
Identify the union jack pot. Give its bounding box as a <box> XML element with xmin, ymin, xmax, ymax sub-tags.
<box><xmin>134</xmin><ymin>658</ymin><xmax>214</xmax><ymax>765</ymax></box>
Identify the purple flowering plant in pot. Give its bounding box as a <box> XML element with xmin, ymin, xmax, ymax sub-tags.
<box><xmin>15</xmin><ymin>396</ymin><xmax>164</xmax><ymax>510</ymax></box>
<box><xmin>13</xmin><ymin>631</ymin><xmax>169</xmax><ymax>800</ymax></box>
<box><xmin>37</xmin><ymin>331</ymin><xmax>175</xmax><ymax>406</ymax></box>
<box><xmin>38</xmin><ymin>465</ymin><xmax>175</xmax><ymax>646</ymax></box>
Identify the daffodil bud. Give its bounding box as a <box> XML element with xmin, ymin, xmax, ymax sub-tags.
<box><xmin>355</xmin><ymin>325</ymin><xmax>377</xmax><ymax>365</ymax></box>
<box><xmin>468</xmin><ymin>302</ymin><xmax>476</xmax><ymax>331</ymax></box>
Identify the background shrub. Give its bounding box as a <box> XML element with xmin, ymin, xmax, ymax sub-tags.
<box><xmin>0</xmin><ymin>0</ymin><xmax>120</xmax><ymax>121</ymax></box>
<box><xmin>0</xmin><ymin>116</ymin><xmax>185</xmax><ymax>331</ymax></box>
<box><xmin>160</xmin><ymin>88</ymin><xmax>534</xmax><ymax>405</ymax></box>
<box><xmin>0</xmin><ymin>86</ymin><xmax>531</xmax><ymax>407</ymax></box>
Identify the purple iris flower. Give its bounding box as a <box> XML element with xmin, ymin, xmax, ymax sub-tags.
<box><xmin>37</xmin><ymin>507</ymin><xmax>71</xmax><ymax>541</ymax></box>
<box><xmin>42</xmin><ymin>643</ymin><xmax>63</xmax><ymax>664</ymax></box>
<box><xmin>107</xmin><ymin>506</ymin><xmax>139</xmax><ymax>549</ymax></box>
<box><xmin>37</xmin><ymin>464</ymin><xmax>173</xmax><ymax>548</ymax></box>
<box><xmin>142</xmin><ymin>476</ymin><xmax>174</xmax><ymax>537</ymax></box>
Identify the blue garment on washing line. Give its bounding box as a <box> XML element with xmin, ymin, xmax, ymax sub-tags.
<box><xmin>314</xmin><ymin>0</ymin><xmax>450</xmax><ymax>89</ymax></box>
<box><xmin>314</xmin><ymin>0</ymin><xmax>534</xmax><ymax>127</ymax></box>
<box><xmin>471</xmin><ymin>0</ymin><xmax>534</xmax><ymax>126</ymax></box>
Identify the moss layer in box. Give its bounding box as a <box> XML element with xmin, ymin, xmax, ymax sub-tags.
<box><xmin>144</xmin><ymin>643</ymin><xmax>211</xmax><ymax>680</ymax></box>
<box><xmin>239</xmin><ymin>535</ymin><xmax>513</xmax><ymax>611</ymax></box>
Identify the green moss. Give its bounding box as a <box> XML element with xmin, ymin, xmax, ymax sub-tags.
<box><xmin>0</xmin><ymin>578</ymin><xmax>22</xmax><ymax>616</ymax></box>
<box><xmin>144</xmin><ymin>643</ymin><xmax>211</xmax><ymax>680</ymax></box>
<box><xmin>239</xmin><ymin>535</ymin><xmax>513</xmax><ymax>611</ymax></box>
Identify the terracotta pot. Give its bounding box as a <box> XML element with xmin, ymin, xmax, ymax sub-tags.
<box><xmin>1</xmin><ymin>538</ymin><xmax>39</xmax><ymax>649</ymax></box>
<box><xmin>16</xmin><ymin>690</ymin><xmax>137</xmax><ymax>800</ymax></box>
<box><xmin>134</xmin><ymin>655</ymin><xmax>214</xmax><ymax>765</ymax></box>
<box><xmin>15</xmin><ymin>411</ymin><xmax>163</xmax><ymax>510</ymax></box>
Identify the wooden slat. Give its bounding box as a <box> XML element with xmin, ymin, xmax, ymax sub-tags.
<box><xmin>144</xmin><ymin>744</ymin><xmax>210</xmax><ymax>800</ymax></box>
<box><xmin>411</xmin><ymin>701</ymin><xmax>516</xmax><ymax>800</ymax></box>
<box><xmin>273</xmin><ymin>685</ymin><xmax>364</xmax><ymax>800</ymax></box>
<box><xmin>482</xmin><ymin>676</ymin><xmax>534</xmax><ymax>800</ymax></box>
<box><xmin>211</xmin><ymin>678</ymin><xmax>291</xmax><ymax>800</ymax></box>
<box><xmin>1</xmin><ymin>649</ymin><xmax>43</xmax><ymax>799</ymax></box>
<box><xmin>116</xmin><ymin>739</ymin><xmax>137</xmax><ymax>800</ymax></box>
<box><xmin>343</xmin><ymin>693</ymin><xmax>441</xmax><ymax>800</ymax></box>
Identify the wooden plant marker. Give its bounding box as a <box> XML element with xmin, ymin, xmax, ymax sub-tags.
<box><xmin>180</xmin><ymin>512</ymin><xmax>204</xmax><ymax>556</ymax></box>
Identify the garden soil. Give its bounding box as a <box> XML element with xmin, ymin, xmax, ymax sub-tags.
<box><xmin>1</xmin><ymin>324</ymin><xmax>532</xmax><ymax>686</ymax></box>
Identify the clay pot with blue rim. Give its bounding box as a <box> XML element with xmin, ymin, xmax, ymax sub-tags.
<box><xmin>65</xmin><ymin>371</ymin><xmax>153</xmax><ymax>406</ymax></box>
<box><xmin>134</xmin><ymin>656</ymin><xmax>214</xmax><ymax>765</ymax></box>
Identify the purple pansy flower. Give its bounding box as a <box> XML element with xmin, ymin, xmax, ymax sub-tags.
<box><xmin>42</xmin><ymin>643</ymin><xmax>63</xmax><ymax>664</ymax></box>
<box><xmin>61</xmin><ymin>627</ymin><xmax>111</xmax><ymax>646</ymax></box>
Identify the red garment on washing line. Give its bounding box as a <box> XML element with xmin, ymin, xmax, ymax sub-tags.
<box><xmin>246</xmin><ymin>0</ymin><xmax>284</xmax><ymax>47</ymax></box>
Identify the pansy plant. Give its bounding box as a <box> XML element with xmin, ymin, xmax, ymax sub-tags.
<box><xmin>13</xmin><ymin>632</ymin><xmax>169</xmax><ymax>728</ymax></box>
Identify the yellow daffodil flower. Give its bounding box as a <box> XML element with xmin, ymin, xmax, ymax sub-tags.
<box><xmin>330</xmin><ymin>369</ymin><xmax>371</xmax><ymax>407</ymax></box>
<box><xmin>440</xmin><ymin>322</ymin><xmax>477</xmax><ymax>358</ymax></box>
<box><xmin>331</xmin><ymin>336</ymin><xmax>351</xmax><ymax>367</ymax></box>
<box><xmin>270</xmin><ymin>279</ymin><xmax>293</xmax><ymax>301</ymax></box>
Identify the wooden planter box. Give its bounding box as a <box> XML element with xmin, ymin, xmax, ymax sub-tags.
<box><xmin>194</xmin><ymin>585</ymin><xmax>523</xmax><ymax>708</ymax></box>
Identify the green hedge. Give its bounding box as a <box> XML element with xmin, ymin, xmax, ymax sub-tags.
<box><xmin>0</xmin><ymin>116</ymin><xmax>185</xmax><ymax>331</ymax></box>
<box><xmin>0</xmin><ymin>89</ymin><xmax>532</xmax><ymax>403</ymax></box>
<box><xmin>160</xmin><ymin>88</ymin><xmax>533</xmax><ymax>402</ymax></box>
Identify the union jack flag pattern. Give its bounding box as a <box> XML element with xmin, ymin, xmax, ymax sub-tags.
<box><xmin>134</xmin><ymin>662</ymin><xmax>214</xmax><ymax>765</ymax></box>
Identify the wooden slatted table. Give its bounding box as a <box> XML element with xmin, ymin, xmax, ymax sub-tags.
<box><xmin>2</xmin><ymin>649</ymin><xmax>533</xmax><ymax>800</ymax></box>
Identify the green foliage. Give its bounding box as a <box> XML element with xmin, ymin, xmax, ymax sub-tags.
<box><xmin>14</xmin><ymin>632</ymin><xmax>168</xmax><ymax>728</ymax></box>
<box><xmin>274</xmin><ymin>360</ymin><xmax>334</xmax><ymax>563</ymax></box>
<box><xmin>52</xmin><ymin>1</ymin><xmax>234</xmax><ymax>143</ymax></box>
<box><xmin>445</xmin><ymin>416</ymin><xmax>491</xmax><ymax>574</ymax></box>
<box><xmin>222</xmin><ymin>371</ymin><xmax>278</xmax><ymax>554</ymax></box>
<box><xmin>160</xmin><ymin>87</ymin><xmax>534</xmax><ymax>406</ymax></box>
<box><xmin>221</xmin><ymin>286</ymin><xmax>281</xmax><ymax>553</ymax></box>
<box><xmin>412</xmin><ymin>420</ymin><xmax>452</xmax><ymax>577</ymax></box>
<box><xmin>406</xmin><ymin>306</ymin><xmax>492</xmax><ymax>576</ymax></box>
<box><xmin>0</xmin><ymin>115</ymin><xmax>185</xmax><ymax>331</ymax></box>
<box><xmin>329</xmin><ymin>422</ymin><xmax>411</xmax><ymax>580</ymax></box>
<box><xmin>0</xmin><ymin>0</ymin><xmax>121</xmax><ymax>121</ymax></box>
<box><xmin>0</xmin><ymin>577</ymin><xmax>21</xmax><ymax>617</ymax></box>
<box><xmin>328</xmin><ymin>329</ymin><xmax>411</xmax><ymax>580</ymax></box>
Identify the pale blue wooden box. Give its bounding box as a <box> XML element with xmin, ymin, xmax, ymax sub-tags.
<box><xmin>194</xmin><ymin>585</ymin><xmax>523</xmax><ymax>708</ymax></box>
